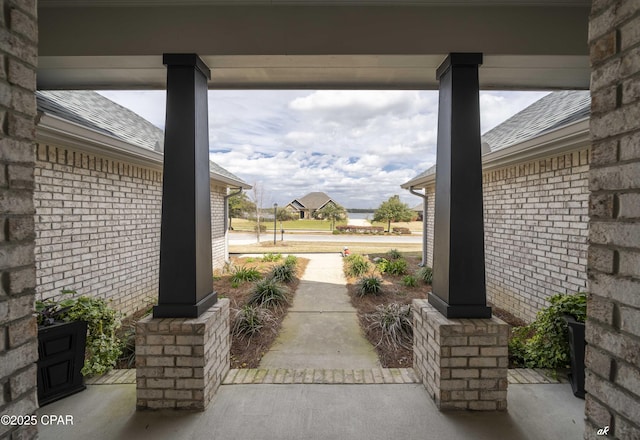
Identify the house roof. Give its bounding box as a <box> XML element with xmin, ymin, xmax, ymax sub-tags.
<box><xmin>289</xmin><ymin>192</ymin><xmax>337</xmax><ymax>211</ymax></box>
<box><xmin>402</xmin><ymin>90</ymin><xmax>591</xmax><ymax>189</ymax></box>
<box><xmin>36</xmin><ymin>90</ymin><xmax>250</xmax><ymax>189</ymax></box>
<box><xmin>37</xmin><ymin>90</ymin><xmax>165</xmax><ymax>152</ymax></box>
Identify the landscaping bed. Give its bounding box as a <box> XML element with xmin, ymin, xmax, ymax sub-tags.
<box><xmin>343</xmin><ymin>251</ymin><xmax>430</xmax><ymax>368</ymax></box>
<box><xmin>116</xmin><ymin>254</ymin><xmax>308</xmax><ymax>370</ymax></box>
<box><xmin>215</xmin><ymin>254</ymin><xmax>309</xmax><ymax>369</ymax></box>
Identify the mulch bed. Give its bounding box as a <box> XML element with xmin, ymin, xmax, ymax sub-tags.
<box><xmin>345</xmin><ymin>253</ymin><xmax>430</xmax><ymax>368</ymax></box>
<box><xmin>115</xmin><ymin>255</ymin><xmax>309</xmax><ymax>370</ymax></box>
<box><xmin>215</xmin><ymin>256</ymin><xmax>309</xmax><ymax>369</ymax></box>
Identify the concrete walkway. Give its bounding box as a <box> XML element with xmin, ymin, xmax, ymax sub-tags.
<box><xmin>259</xmin><ymin>253</ymin><xmax>379</xmax><ymax>369</ymax></box>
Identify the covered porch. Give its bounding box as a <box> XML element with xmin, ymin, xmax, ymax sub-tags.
<box><xmin>2</xmin><ymin>0</ymin><xmax>638</xmax><ymax>439</ymax></box>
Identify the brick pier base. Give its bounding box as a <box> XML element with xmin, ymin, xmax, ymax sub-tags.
<box><xmin>412</xmin><ymin>299</ymin><xmax>509</xmax><ymax>410</ymax></box>
<box><xmin>135</xmin><ymin>299</ymin><xmax>230</xmax><ymax>410</ymax></box>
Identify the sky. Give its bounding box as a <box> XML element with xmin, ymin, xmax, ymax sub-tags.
<box><xmin>98</xmin><ymin>89</ymin><xmax>549</xmax><ymax>209</ymax></box>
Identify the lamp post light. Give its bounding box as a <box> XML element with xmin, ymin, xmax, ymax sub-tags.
<box><xmin>273</xmin><ymin>203</ymin><xmax>278</xmax><ymax>245</ymax></box>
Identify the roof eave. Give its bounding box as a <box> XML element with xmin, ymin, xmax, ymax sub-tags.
<box><xmin>37</xmin><ymin>112</ymin><xmax>251</xmax><ymax>188</ymax></box>
<box><xmin>401</xmin><ymin>117</ymin><xmax>590</xmax><ymax>189</ymax></box>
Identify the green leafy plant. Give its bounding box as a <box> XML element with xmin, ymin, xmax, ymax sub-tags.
<box><xmin>284</xmin><ymin>255</ymin><xmax>298</xmax><ymax>267</ymax></box>
<box><xmin>357</xmin><ymin>276</ymin><xmax>383</xmax><ymax>296</ymax></box>
<box><xmin>509</xmin><ymin>292</ymin><xmax>587</xmax><ymax>369</ymax></box>
<box><xmin>388</xmin><ymin>249</ymin><xmax>402</xmax><ymax>260</ymax></box>
<box><xmin>344</xmin><ymin>254</ymin><xmax>371</xmax><ymax>277</ymax></box>
<box><xmin>375</xmin><ymin>258</ymin><xmax>389</xmax><ymax>274</ymax></box>
<box><xmin>416</xmin><ymin>266</ymin><xmax>433</xmax><ymax>285</ymax></box>
<box><xmin>231</xmin><ymin>305</ymin><xmax>276</xmax><ymax>340</ymax></box>
<box><xmin>247</xmin><ymin>279</ymin><xmax>290</xmax><ymax>309</ymax></box>
<box><xmin>365</xmin><ymin>303</ymin><xmax>413</xmax><ymax>349</ymax></box>
<box><xmin>262</xmin><ymin>253</ymin><xmax>282</xmax><ymax>262</ymax></box>
<box><xmin>269</xmin><ymin>263</ymin><xmax>297</xmax><ymax>283</ymax></box>
<box><xmin>402</xmin><ymin>275</ymin><xmax>417</xmax><ymax>287</ymax></box>
<box><xmin>230</xmin><ymin>266</ymin><xmax>262</xmax><ymax>288</ymax></box>
<box><xmin>386</xmin><ymin>259</ymin><xmax>408</xmax><ymax>276</ymax></box>
<box><xmin>36</xmin><ymin>290</ymin><xmax>123</xmax><ymax>376</ymax></box>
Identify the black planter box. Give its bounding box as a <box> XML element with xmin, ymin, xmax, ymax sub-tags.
<box><xmin>37</xmin><ymin>320</ymin><xmax>87</xmax><ymax>406</ymax></box>
<box><xmin>564</xmin><ymin>315</ymin><xmax>586</xmax><ymax>399</ymax></box>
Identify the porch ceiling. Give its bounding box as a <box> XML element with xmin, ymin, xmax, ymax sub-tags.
<box><xmin>37</xmin><ymin>1</ymin><xmax>591</xmax><ymax>90</ymax></box>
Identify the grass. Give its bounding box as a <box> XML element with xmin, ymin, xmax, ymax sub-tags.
<box><xmin>370</xmin><ymin>221</ymin><xmax>424</xmax><ymax>233</ymax></box>
<box><xmin>230</xmin><ymin>241</ymin><xmax>422</xmax><ymax>255</ymax></box>
<box><xmin>231</xmin><ymin>218</ymin><xmax>346</xmax><ymax>232</ymax></box>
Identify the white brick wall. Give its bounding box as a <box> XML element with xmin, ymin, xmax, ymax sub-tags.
<box><xmin>210</xmin><ymin>184</ymin><xmax>227</xmax><ymax>270</ymax></box>
<box><xmin>34</xmin><ymin>144</ymin><xmax>229</xmax><ymax>316</ymax></box>
<box><xmin>423</xmin><ymin>148</ymin><xmax>590</xmax><ymax>323</ymax></box>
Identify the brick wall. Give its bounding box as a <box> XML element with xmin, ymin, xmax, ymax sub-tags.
<box><xmin>34</xmin><ymin>143</ymin><xmax>230</xmax><ymax>316</ymax></box>
<box><xmin>210</xmin><ymin>183</ymin><xmax>227</xmax><ymax>270</ymax></box>
<box><xmin>585</xmin><ymin>1</ymin><xmax>640</xmax><ymax>438</ymax></box>
<box><xmin>423</xmin><ymin>148</ymin><xmax>590</xmax><ymax>323</ymax></box>
<box><xmin>0</xmin><ymin>1</ymin><xmax>39</xmax><ymax>439</ymax></box>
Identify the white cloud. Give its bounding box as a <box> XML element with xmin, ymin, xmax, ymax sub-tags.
<box><xmin>97</xmin><ymin>89</ymin><xmax>550</xmax><ymax>209</ymax></box>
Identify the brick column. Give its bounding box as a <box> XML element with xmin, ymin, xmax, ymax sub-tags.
<box><xmin>0</xmin><ymin>1</ymin><xmax>39</xmax><ymax>439</ymax></box>
<box><xmin>413</xmin><ymin>299</ymin><xmax>509</xmax><ymax>411</ymax></box>
<box><xmin>585</xmin><ymin>1</ymin><xmax>640</xmax><ymax>438</ymax></box>
<box><xmin>136</xmin><ymin>299</ymin><xmax>229</xmax><ymax>410</ymax></box>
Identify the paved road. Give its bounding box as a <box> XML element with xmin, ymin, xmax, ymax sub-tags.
<box><xmin>229</xmin><ymin>231</ymin><xmax>422</xmax><ymax>245</ymax></box>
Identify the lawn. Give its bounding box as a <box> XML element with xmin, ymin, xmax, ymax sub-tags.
<box><xmin>230</xmin><ymin>218</ymin><xmax>346</xmax><ymax>232</ymax></box>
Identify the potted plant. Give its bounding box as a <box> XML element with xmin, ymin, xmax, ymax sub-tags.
<box><xmin>36</xmin><ymin>290</ymin><xmax>123</xmax><ymax>406</ymax></box>
<box><xmin>508</xmin><ymin>291</ymin><xmax>587</xmax><ymax>398</ymax></box>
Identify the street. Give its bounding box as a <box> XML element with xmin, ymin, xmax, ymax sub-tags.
<box><xmin>229</xmin><ymin>231</ymin><xmax>423</xmax><ymax>246</ymax></box>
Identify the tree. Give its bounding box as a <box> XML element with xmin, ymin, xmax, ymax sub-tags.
<box><xmin>373</xmin><ymin>195</ymin><xmax>414</xmax><ymax>232</ymax></box>
<box><xmin>228</xmin><ymin>192</ymin><xmax>255</xmax><ymax>230</ymax></box>
<box><xmin>313</xmin><ymin>202</ymin><xmax>347</xmax><ymax>231</ymax></box>
<box><xmin>249</xmin><ymin>182</ymin><xmax>266</xmax><ymax>241</ymax></box>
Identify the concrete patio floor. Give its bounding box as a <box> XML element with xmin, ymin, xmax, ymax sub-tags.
<box><xmin>37</xmin><ymin>381</ymin><xmax>585</xmax><ymax>440</ymax></box>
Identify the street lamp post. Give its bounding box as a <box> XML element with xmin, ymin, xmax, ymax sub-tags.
<box><xmin>273</xmin><ymin>203</ymin><xmax>278</xmax><ymax>245</ymax></box>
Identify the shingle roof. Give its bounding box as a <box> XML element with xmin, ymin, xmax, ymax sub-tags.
<box><xmin>482</xmin><ymin>90</ymin><xmax>590</xmax><ymax>152</ymax></box>
<box><xmin>37</xmin><ymin>90</ymin><xmax>249</xmax><ymax>188</ymax></box>
<box><xmin>37</xmin><ymin>90</ymin><xmax>165</xmax><ymax>152</ymax></box>
<box><xmin>402</xmin><ymin>90</ymin><xmax>591</xmax><ymax>187</ymax></box>
<box><xmin>292</xmin><ymin>192</ymin><xmax>336</xmax><ymax>210</ymax></box>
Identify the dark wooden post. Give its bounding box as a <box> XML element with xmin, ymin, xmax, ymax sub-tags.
<box><xmin>153</xmin><ymin>54</ymin><xmax>217</xmax><ymax>318</ymax></box>
<box><xmin>429</xmin><ymin>53</ymin><xmax>491</xmax><ymax>319</ymax></box>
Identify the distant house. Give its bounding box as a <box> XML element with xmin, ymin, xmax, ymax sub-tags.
<box><xmin>286</xmin><ymin>192</ymin><xmax>341</xmax><ymax>219</ymax></box>
<box><xmin>402</xmin><ymin>90</ymin><xmax>590</xmax><ymax>323</ymax></box>
<box><xmin>34</xmin><ymin>91</ymin><xmax>250</xmax><ymax>315</ymax></box>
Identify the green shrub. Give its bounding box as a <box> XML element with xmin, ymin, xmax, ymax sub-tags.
<box><xmin>365</xmin><ymin>303</ymin><xmax>413</xmax><ymax>349</ymax></box>
<box><xmin>416</xmin><ymin>266</ymin><xmax>433</xmax><ymax>284</ymax></box>
<box><xmin>36</xmin><ymin>290</ymin><xmax>123</xmax><ymax>376</ymax></box>
<box><xmin>375</xmin><ymin>258</ymin><xmax>389</xmax><ymax>274</ymax></box>
<box><xmin>262</xmin><ymin>252</ymin><xmax>282</xmax><ymax>262</ymax></box>
<box><xmin>230</xmin><ymin>266</ymin><xmax>262</xmax><ymax>288</ymax></box>
<box><xmin>284</xmin><ymin>255</ymin><xmax>298</xmax><ymax>267</ymax></box>
<box><xmin>269</xmin><ymin>263</ymin><xmax>296</xmax><ymax>283</ymax></box>
<box><xmin>345</xmin><ymin>254</ymin><xmax>371</xmax><ymax>277</ymax></box>
<box><xmin>357</xmin><ymin>276</ymin><xmax>383</xmax><ymax>296</ymax></box>
<box><xmin>386</xmin><ymin>259</ymin><xmax>408</xmax><ymax>276</ymax></box>
<box><xmin>231</xmin><ymin>305</ymin><xmax>276</xmax><ymax>340</ymax></box>
<box><xmin>247</xmin><ymin>279</ymin><xmax>289</xmax><ymax>309</ymax></box>
<box><xmin>402</xmin><ymin>275</ymin><xmax>417</xmax><ymax>287</ymax></box>
<box><xmin>509</xmin><ymin>292</ymin><xmax>587</xmax><ymax>369</ymax></box>
<box><xmin>388</xmin><ymin>249</ymin><xmax>402</xmax><ymax>260</ymax></box>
